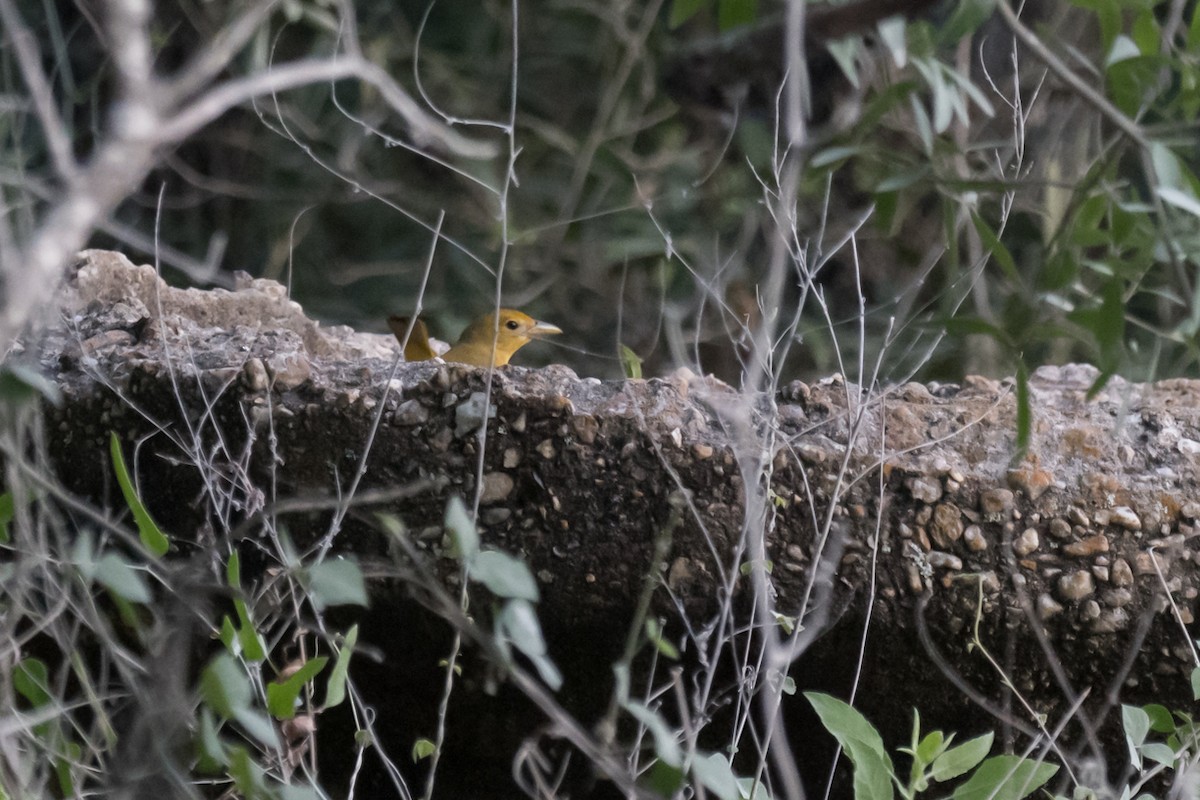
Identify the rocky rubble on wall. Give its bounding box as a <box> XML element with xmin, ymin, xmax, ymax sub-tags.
<box><xmin>26</xmin><ymin>249</ymin><xmax>1200</xmax><ymax>743</ymax></box>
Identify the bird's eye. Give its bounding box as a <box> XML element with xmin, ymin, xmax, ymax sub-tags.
<box><xmin>505</xmin><ymin>319</ymin><xmax>520</xmax><ymax>330</ymax></box>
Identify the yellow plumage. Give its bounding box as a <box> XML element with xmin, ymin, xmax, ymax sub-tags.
<box><xmin>389</xmin><ymin>309</ymin><xmax>561</xmax><ymax>367</ymax></box>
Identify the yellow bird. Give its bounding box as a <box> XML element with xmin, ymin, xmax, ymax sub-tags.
<box><xmin>387</xmin><ymin>316</ymin><xmax>440</xmax><ymax>362</ymax></box>
<box><xmin>388</xmin><ymin>309</ymin><xmax>562</xmax><ymax>367</ymax></box>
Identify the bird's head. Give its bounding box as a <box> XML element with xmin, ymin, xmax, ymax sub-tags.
<box><xmin>450</xmin><ymin>309</ymin><xmax>562</xmax><ymax>367</ymax></box>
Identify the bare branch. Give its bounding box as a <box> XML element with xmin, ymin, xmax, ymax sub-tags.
<box><xmin>158</xmin><ymin>56</ymin><xmax>496</xmax><ymax>158</ymax></box>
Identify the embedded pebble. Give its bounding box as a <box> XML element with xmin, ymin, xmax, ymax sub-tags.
<box><xmin>393</xmin><ymin>399</ymin><xmax>429</xmax><ymax>426</ymax></box>
<box><xmin>242</xmin><ymin>357</ymin><xmax>269</xmax><ymax>391</ymax></box>
<box><xmin>479</xmin><ymin>472</ymin><xmax>515</xmax><ymax>505</ymax></box>
<box><xmin>980</xmin><ymin>488</ymin><xmax>1015</xmax><ymax>515</ymax></box>
<box><xmin>693</xmin><ymin>444</ymin><xmax>714</xmax><ymax>460</ymax></box>
<box><xmin>1090</xmin><ymin>608</ymin><xmax>1129</xmax><ymax>633</ymax></box>
<box><xmin>1037</xmin><ymin>593</ymin><xmax>1063</xmax><ymax>619</ymax></box>
<box><xmin>1062</xmin><ymin>534</ymin><xmax>1109</xmax><ymax>558</ymax></box>
<box><xmin>570</xmin><ymin>414</ymin><xmax>599</xmax><ymax>444</ymax></box>
<box><xmin>926</xmin><ymin>551</ymin><xmax>962</xmax><ymax>570</ymax></box>
<box><xmin>797</xmin><ymin>444</ymin><xmax>826</xmax><ymax>463</ymax></box>
<box><xmin>1007</xmin><ymin>466</ymin><xmax>1053</xmax><ymax>500</ymax></box>
<box><xmin>1110</xmin><ymin>506</ymin><xmax>1142</xmax><ymax>531</ymax></box>
<box><xmin>481</xmin><ymin>508</ymin><xmax>512</xmax><ymax>525</ymax></box>
<box><xmin>267</xmin><ymin>352</ymin><xmax>312</xmax><ymax>390</ymax></box>
<box><xmin>1092</xmin><ymin>565</ymin><xmax>1109</xmax><ymax>582</ymax></box>
<box><xmin>455</xmin><ymin>392</ymin><xmax>495</xmax><ymax>436</ymax></box>
<box><xmin>906</xmin><ymin>564</ymin><xmax>925</xmax><ymax>594</ymax></box>
<box><xmin>1067</xmin><ymin>506</ymin><xmax>1090</xmax><ymax>527</ymax></box>
<box><xmin>1181</xmin><ymin>502</ymin><xmax>1200</xmax><ymax>519</ymax></box>
<box><xmin>1134</xmin><ymin>552</ymin><xmax>1158</xmax><ymax>575</ymax></box>
<box><xmin>1102</xmin><ymin>588</ymin><xmax>1133</xmax><ymax>608</ymax></box>
<box><xmin>1012</xmin><ymin>528</ymin><xmax>1039</xmax><ymax>557</ymax></box>
<box><xmin>503</xmin><ymin>448</ymin><xmax>522</xmax><ymax>469</ymax></box>
<box><xmin>979</xmin><ymin>571</ymin><xmax>1000</xmax><ymax>593</ymax></box>
<box><xmin>1080</xmin><ymin>599</ymin><xmax>1102</xmax><ymax>621</ymax></box>
<box><xmin>908</xmin><ymin>476</ymin><xmax>943</xmax><ymax>503</ymax></box>
<box><xmin>964</xmin><ymin>525</ymin><xmax>987</xmax><ymax>552</ymax></box>
<box><xmin>1179</xmin><ymin>438</ymin><xmax>1200</xmax><ymax>455</ymax></box>
<box><xmin>1048</xmin><ymin>518</ymin><xmax>1072</xmax><ymax>539</ymax></box>
<box><xmin>1056</xmin><ymin>570</ymin><xmax>1095</xmax><ymax>601</ymax></box>
<box><xmin>930</xmin><ymin>503</ymin><xmax>963</xmax><ymax>548</ymax></box>
<box><xmin>1111</xmin><ymin>558</ymin><xmax>1134</xmax><ymax>587</ymax></box>
<box><xmin>537</xmin><ymin>439</ymin><xmax>557</xmax><ymax>460</ymax></box>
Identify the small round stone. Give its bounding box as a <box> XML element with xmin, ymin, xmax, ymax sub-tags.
<box><xmin>1056</xmin><ymin>570</ymin><xmax>1095</xmax><ymax>602</ymax></box>
<box><xmin>926</xmin><ymin>551</ymin><xmax>963</xmax><ymax>570</ymax></box>
<box><xmin>1048</xmin><ymin>518</ymin><xmax>1072</xmax><ymax>539</ymax></box>
<box><xmin>964</xmin><ymin>525</ymin><xmax>987</xmax><ymax>552</ymax></box>
<box><xmin>1111</xmin><ymin>558</ymin><xmax>1134</xmax><ymax>587</ymax></box>
<box><xmin>980</xmin><ymin>488</ymin><xmax>1015</xmax><ymax>515</ymax></box>
<box><xmin>1012</xmin><ymin>527</ymin><xmax>1039</xmax><ymax>557</ymax></box>
<box><xmin>1037</xmin><ymin>593</ymin><xmax>1063</xmax><ymax>619</ymax></box>
<box><xmin>1062</xmin><ymin>534</ymin><xmax>1109</xmax><ymax>558</ymax></box>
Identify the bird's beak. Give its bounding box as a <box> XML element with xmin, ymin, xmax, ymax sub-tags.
<box><xmin>529</xmin><ymin>321</ymin><xmax>562</xmax><ymax>337</ymax></box>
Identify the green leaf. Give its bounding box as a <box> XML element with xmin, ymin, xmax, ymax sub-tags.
<box><xmin>236</xmin><ymin>608</ymin><xmax>267</xmax><ymax>662</ymax></box>
<box><xmin>625</xmin><ymin>701</ymin><xmax>681</xmax><ymax>768</ymax></box>
<box><xmin>940</xmin><ymin>0</ymin><xmax>996</xmax><ymax>42</ymax></box>
<box><xmin>0</xmin><ymin>363</ymin><xmax>62</xmax><ymax>407</ymax></box>
<box><xmin>445</xmin><ymin>495</ymin><xmax>479</xmax><ymax>561</ymax></box>
<box><xmin>1140</xmin><ymin>742</ymin><xmax>1176</xmax><ymax>767</ymax></box>
<box><xmin>692</xmin><ymin>752</ymin><xmax>740</xmax><ymax>800</ymax></box>
<box><xmin>1123</xmin><ymin>704</ymin><xmax>1150</xmax><ymax>770</ymax></box>
<box><xmin>645</xmin><ymin>619</ymin><xmax>680</xmax><ymax>660</ymax></box>
<box><xmin>932</xmin><ymin>732</ymin><xmax>993</xmax><ymax>781</ymax></box>
<box><xmin>620</xmin><ymin>344</ymin><xmax>643</xmax><ymax>379</ymax></box>
<box><xmin>279</xmin><ymin>785</ymin><xmax>322</xmax><ymax>800</ymax></box>
<box><xmin>412</xmin><ymin>738</ymin><xmax>437</xmax><ymax>762</ymax></box>
<box><xmin>877</xmin><ymin>16</ymin><xmax>907</xmax><ymax>68</ymax></box>
<box><xmin>308</xmin><ymin>558</ymin><xmax>368</xmax><ymax>610</ymax></box>
<box><xmin>971</xmin><ymin>212</ymin><xmax>1020</xmax><ymax>286</ymax></box>
<box><xmin>0</xmin><ymin>492</ymin><xmax>12</xmax><ymax>544</ymax></box>
<box><xmin>267</xmin><ymin>657</ymin><xmax>329</xmax><ymax>720</ymax></box>
<box><xmin>195</xmin><ymin>708</ymin><xmax>227</xmax><ymax>773</ymax></box>
<box><xmin>201</xmin><ymin>653</ymin><xmax>252</xmax><ymax>719</ymax></box>
<box><xmin>54</xmin><ymin>740</ymin><xmax>81</xmax><ymax>797</ymax></box>
<box><xmin>14</xmin><ymin>658</ymin><xmax>51</xmax><ymax>706</ymax></box>
<box><xmin>718</xmin><ymin>0</ymin><xmax>756</xmax><ymax>30</ymax></box>
<box><xmin>736</xmin><ymin>776</ymin><xmax>774</xmax><ymax>799</ymax></box>
<box><xmin>1144</xmin><ymin>703</ymin><xmax>1174</xmax><ymax>733</ymax></box>
<box><xmin>110</xmin><ymin>433</ymin><xmax>170</xmax><ymax>557</ymax></box>
<box><xmin>950</xmin><ymin>755</ymin><xmax>1058</xmax><ymax>800</ymax></box>
<box><xmin>226</xmin><ymin>550</ymin><xmax>243</xmax><ymax>589</ymax></box>
<box><xmin>915</xmin><ymin>729</ymin><xmax>946</xmax><ymax>765</ymax></box>
<box><xmin>219</xmin><ymin>617</ymin><xmax>238</xmax><ymax>653</ymax></box>
<box><xmin>94</xmin><ymin>553</ymin><xmax>151</xmax><ymax>603</ymax></box>
<box><xmin>827</xmin><ymin>38</ymin><xmax>862</xmax><ymax>88</ymax></box>
<box><xmin>669</xmin><ymin>0</ymin><xmax>707</xmax><ymax>28</ymax></box>
<box><xmin>324</xmin><ymin>624</ymin><xmax>358</xmax><ymax>710</ymax></box>
<box><xmin>228</xmin><ymin>746</ymin><xmax>267</xmax><ymax>796</ymax></box>
<box><xmin>498</xmin><ymin>599</ymin><xmax>562</xmax><ymax>689</ymax></box>
<box><xmin>1192</xmin><ymin>667</ymin><xmax>1200</xmax><ymax>701</ymax></box>
<box><xmin>234</xmin><ymin>707</ymin><xmax>280</xmax><ymax>748</ymax></box>
<box><xmin>876</xmin><ymin>164</ymin><xmax>930</xmax><ymax>193</ymax></box>
<box><xmin>1106</xmin><ymin>34</ymin><xmax>1140</xmax><ymax>66</ymax></box>
<box><xmin>645</xmin><ymin>760</ymin><xmax>687</xmax><ymax>796</ymax></box>
<box><xmin>1014</xmin><ymin>360</ymin><xmax>1031</xmax><ymax>459</ymax></box>
<box><xmin>805</xmin><ymin>693</ymin><xmax>894</xmax><ymax>800</ymax></box>
<box><xmin>1159</xmin><ymin>186</ymin><xmax>1200</xmax><ymax>218</ymax></box>
<box><xmin>472</xmin><ymin>549</ymin><xmax>539</xmax><ymax>601</ymax></box>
